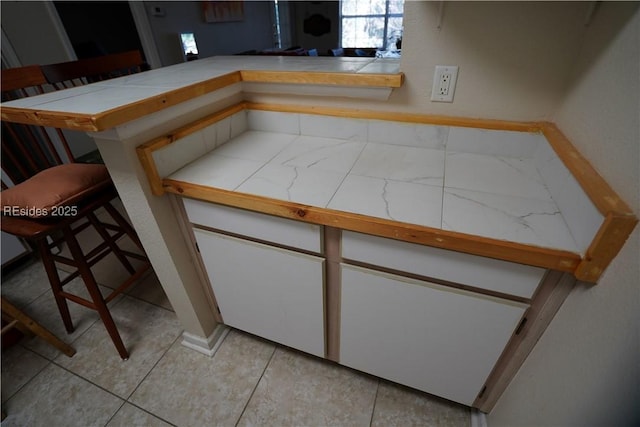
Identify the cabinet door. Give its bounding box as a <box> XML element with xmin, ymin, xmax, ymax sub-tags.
<box><xmin>340</xmin><ymin>264</ymin><xmax>528</xmax><ymax>406</ymax></box>
<box><xmin>194</xmin><ymin>228</ymin><xmax>325</xmax><ymax>357</ymax></box>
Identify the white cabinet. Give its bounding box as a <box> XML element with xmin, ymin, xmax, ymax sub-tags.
<box><xmin>342</xmin><ymin>231</ymin><xmax>544</xmax><ymax>299</ymax></box>
<box><xmin>339</xmin><ymin>264</ymin><xmax>528</xmax><ymax>406</ymax></box>
<box><xmin>193</xmin><ymin>228</ymin><xmax>325</xmax><ymax>357</ymax></box>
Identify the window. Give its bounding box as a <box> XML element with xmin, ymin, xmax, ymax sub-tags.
<box><xmin>340</xmin><ymin>0</ymin><xmax>404</xmax><ymax>50</ymax></box>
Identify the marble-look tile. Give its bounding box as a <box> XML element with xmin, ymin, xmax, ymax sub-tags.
<box><xmin>215</xmin><ymin>116</ymin><xmax>232</xmax><ymax>147</ymax></box>
<box><xmin>1</xmin><ymin>346</ymin><xmax>49</xmax><ymax>403</ymax></box>
<box><xmin>19</xmin><ymin>278</ymin><xmax>109</xmax><ymax>360</ymax></box>
<box><xmin>130</xmin><ymin>330</ymin><xmax>275</xmax><ymax>427</ymax></box>
<box><xmin>300</xmin><ymin>113</ymin><xmax>368</xmax><ymax>141</ymax></box>
<box><xmin>105</xmin><ymin>403</ymin><xmax>172</xmax><ymax>427</ymax></box>
<box><xmin>238</xmin><ymin>347</ymin><xmax>378</xmax><ymax>427</ymax></box>
<box><xmin>202</xmin><ymin>121</ymin><xmax>218</xmax><ymax>152</ymax></box>
<box><xmin>445</xmin><ymin>152</ymin><xmax>552</xmax><ymax>201</ymax></box>
<box><xmin>55</xmin><ymin>296</ymin><xmax>181</xmax><ymax>399</ymax></box>
<box><xmin>371</xmin><ymin>381</ymin><xmax>470</xmax><ymax>427</ymax></box>
<box><xmin>1</xmin><ymin>363</ymin><xmax>123</xmax><ymax>427</ymax></box>
<box><xmin>368</xmin><ymin>120</ymin><xmax>448</xmax><ymax>149</ymax></box>
<box><xmin>248</xmin><ymin>110</ymin><xmax>300</xmax><ymax>134</ymax></box>
<box><xmin>548</xmin><ymin>171</ymin><xmax>602</xmax><ymax>253</ymax></box>
<box><xmin>269</xmin><ymin>136</ymin><xmax>365</xmax><ymax>173</ymax></box>
<box><xmin>352</xmin><ymin>143</ymin><xmax>445</xmax><ymax>186</ymax></box>
<box><xmin>231</xmin><ymin>110</ymin><xmax>249</xmax><ymax>139</ymax></box>
<box><xmin>152</xmin><ymin>130</ymin><xmax>207</xmax><ymax>177</ymax></box>
<box><xmin>213</xmin><ymin>131</ymin><xmax>296</xmax><ymax>161</ymax></box>
<box><xmin>29</xmin><ymin>85</ymin><xmax>178</xmax><ymax>115</ymax></box>
<box><xmin>169</xmin><ymin>152</ymin><xmax>264</xmax><ymax>191</ymax></box>
<box><xmin>236</xmin><ymin>163</ymin><xmax>346</xmax><ymax>207</ymax></box>
<box><xmin>0</xmin><ymin>260</ymin><xmax>55</xmax><ymax>309</ymax></box>
<box><xmin>328</xmin><ymin>175</ymin><xmax>442</xmax><ymax>228</ymax></box>
<box><xmin>534</xmin><ymin>141</ymin><xmax>602</xmax><ymax>252</ymax></box>
<box><xmin>447</xmin><ymin>126</ymin><xmax>543</xmax><ymax>159</ymax></box>
<box><xmin>443</xmin><ymin>188</ymin><xmax>579</xmax><ymax>252</ymax></box>
<box><xmin>358</xmin><ymin>59</ymin><xmax>401</xmax><ymax>74</ymax></box>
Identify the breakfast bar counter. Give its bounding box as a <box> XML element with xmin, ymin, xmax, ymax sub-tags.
<box><xmin>1</xmin><ymin>56</ymin><xmax>636</xmax><ymax>412</ymax></box>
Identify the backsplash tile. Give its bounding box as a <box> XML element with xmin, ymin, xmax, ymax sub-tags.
<box><xmin>153</xmin><ymin>130</ymin><xmax>207</xmax><ymax>177</ymax></box>
<box><xmin>447</xmin><ymin>126</ymin><xmax>543</xmax><ymax>159</ymax></box>
<box><xmin>299</xmin><ymin>114</ymin><xmax>368</xmax><ymax>141</ymax></box>
<box><xmin>248</xmin><ymin>110</ymin><xmax>300</xmax><ymax>134</ymax></box>
<box><xmin>368</xmin><ymin>120</ymin><xmax>448</xmax><ymax>149</ymax></box>
<box><xmin>215</xmin><ymin>116</ymin><xmax>232</xmax><ymax>147</ymax></box>
<box><xmin>230</xmin><ymin>110</ymin><xmax>248</xmax><ymax>140</ymax></box>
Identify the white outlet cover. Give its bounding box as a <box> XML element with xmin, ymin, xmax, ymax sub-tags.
<box><xmin>431</xmin><ymin>65</ymin><xmax>459</xmax><ymax>102</ymax></box>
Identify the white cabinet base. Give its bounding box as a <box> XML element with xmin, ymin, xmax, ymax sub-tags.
<box><xmin>193</xmin><ymin>228</ymin><xmax>325</xmax><ymax>357</ymax></box>
<box><xmin>339</xmin><ymin>264</ymin><xmax>528</xmax><ymax>406</ymax></box>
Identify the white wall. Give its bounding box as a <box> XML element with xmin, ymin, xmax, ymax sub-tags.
<box><xmin>249</xmin><ymin>1</ymin><xmax>591</xmax><ymax>122</ymax></box>
<box><xmin>488</xmin><ymin>3</ymin><xmax>639</xmax><ymax>426</ymax></box>
<box><xmin>1</xmin><ymin>1</ymin><xmax>74</xmax><ymax>65</ymax></box>
<box><xmin>144</xmin><ymin>1</ymin><xmax>275</xmax><ymax>66</ymax></box>
<box><xmin>1</xmin><ymin>1</ymin><xmax>96</xmax><ymax>159</ymax></box>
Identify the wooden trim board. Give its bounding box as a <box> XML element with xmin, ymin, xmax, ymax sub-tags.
<box><xmin>136</xmin><ymin>101</ymin><xmax>635</xmax><ymax>282</ymax></box>
<box><xmin>136</xmin><ymin>102</ymin><xmax>248</xmax><ymax>196</ymax></box>
<box><xmin>1</xmin><ymin>68</ymin><xmax>403</xmax><ymax>132</ymax></box>
<box><xmin>473</xmin><ymin>271</ymin><xmax>576</xmax><ymax>412</ymax></box>
<box><xmin>164</xmin><ymin>181</ymin><xmax>581</xmax><ymax>273</ymax></box>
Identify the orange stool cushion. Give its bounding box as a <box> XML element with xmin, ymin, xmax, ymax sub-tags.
<box><xmin>0</xmin><ymin>164</ymin><xmax>111</xmax><ymax>218</ymax></box>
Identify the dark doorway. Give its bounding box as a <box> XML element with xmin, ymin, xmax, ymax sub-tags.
<box><xmin>54</xmin><ymin>1</ymin><xmax>144</xmax><ymax>60</ymax></box>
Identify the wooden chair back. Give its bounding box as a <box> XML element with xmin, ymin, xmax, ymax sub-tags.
<box><xmin>41</xmin><ymin>50</ymin><xmax>146</xmax><ymax>89</ymax></box>
<box><xmin>1</xmin><ymin>65</ymin><xmax>75</xmax><ymax>186</ymax></box>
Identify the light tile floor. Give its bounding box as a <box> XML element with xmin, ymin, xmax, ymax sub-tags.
<box><xmin>1</xmin><ymin>243</ymin><xmax>471</xmax><ymax>427</ymax></box>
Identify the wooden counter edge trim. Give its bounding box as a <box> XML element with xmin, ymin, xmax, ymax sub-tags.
<box><xmin>1</xmin><ymin>68</ymin><xmax>404</xmax><ymax>131</ymax></box>
<box><xmin>136</xmin><ymin>102</ymin><xmax>250</xmax><ymax>196</ymax></box>
<box><xmin>93</xmin><ymin>72</ymin><xmax>243</xmax><ymax>130</ymax></box>
<box><xmin>1</xmin><ymin>107</ymin><xmax>101</xmax><ymax>131</ymax></box>
<box><xmin>246</xmin><ymin>102</ymin><xmax>542</xmax><ymax>132</ymax></box>
<box><xmin>0</xmin><ymin>72</ymin><xmax>244</xmax><ymax>132</ymax></box>
<box><xmin>240</xmin><ymin>70</ymin><xmax>404</xmax><ymax>88</ymax></box>
<box><xmin>540</xmin><ymin>122</ymin><xmax>637</xmax><ymax>282</ymax></box>
<box><xmin>574</xmin><ymin>213</ymin><xmax>638</xmax><ymax>283</ymax></box>
<box><xmin>162</xmin><ymin>179</ymin><xmax>581</xmax><ymax>273</ymax></box>
<box><xmin>540</xmin><ymin>122</ymin><xmax>635</xmax><ymax>216</ymax></box>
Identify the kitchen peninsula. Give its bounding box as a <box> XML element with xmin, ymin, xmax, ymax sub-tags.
<box><xmin>1</xmin><ymin>56</ymin><xmax>636</xmax><ymax>411</ymax></box>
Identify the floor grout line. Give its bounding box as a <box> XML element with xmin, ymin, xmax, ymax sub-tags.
<box><xmin>369</xmin><ymin>379</ymin><xmax>381</xmax><ymax>427</ymax></box>
<box><xmin>234</xmin><ymin>343</ymin><xmax>278</xmax><ymax>427</ymax></box>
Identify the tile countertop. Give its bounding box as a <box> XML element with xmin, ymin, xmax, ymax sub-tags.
<box><xmin>158</xmin><ymin>108</ymin><xmax>606</xmax><ymax>256</ymax></box>
<box><xmin>0</xmin><ymin>56</ymin><xmax>402</xmax><ymax>132</ymax></box>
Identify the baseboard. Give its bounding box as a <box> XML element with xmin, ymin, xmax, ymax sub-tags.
<box><xmin>471</xmin><ymin>408</ymin><xmax>488</xmax><ymax>427</ymax></box>
<box><xmin>181</xmin><ymin>324</ymin><xmax>229</xmax><ymax>356</ymax></box>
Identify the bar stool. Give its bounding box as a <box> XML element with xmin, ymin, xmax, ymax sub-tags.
<box><xmin>1</xmin><ymin>65</ymin><xmax>152</xmax><ymax>359</ymax></box>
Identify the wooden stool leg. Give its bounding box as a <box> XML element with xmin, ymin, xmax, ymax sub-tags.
<box><xmin>87</xmin><ymin>212</ymin><xmax>135</xmax><ymax>274</ymax></box>
<box><xmin>36</xmin><ymin>239</ymin><xmax>74</xmax><ymax>333</ymax></box>
<box><xmin>1</xmin><ymin>297</ymin><xmax>76</xmax><ymax>357</ymax></box>
<box><xmin>62</xmin><ymin>226</ymin><xmax>129</xmax><ymax>360</ymax></box>
<box><xmin>103</xmin><ymin>202</ymin><xmax>145</xmax><ymax>252</ymax></box>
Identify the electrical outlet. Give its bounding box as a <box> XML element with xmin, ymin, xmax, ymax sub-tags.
<box><xmin>431</xmin><ymin>65</ymin><xmax>458</xmax><ymax>102</ymax></box>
